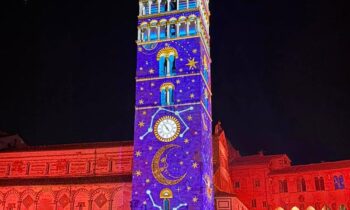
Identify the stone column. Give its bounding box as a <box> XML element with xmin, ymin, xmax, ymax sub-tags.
<box><xmin>176</xmin><ymin>23</ymin><xmax>180</xmax><ymax>37</ymax></box>
<box><xmin>177</xmin><ymin>0</ymin><xmax>179</xmax><ymax>10</ymax></box>
<box><xmin>139</xmin><ymin>2</ymin><xmax>144</xmax><ymax>15</ymax></box>
<box><xmin>108</xmin><ymin>200</ymin><xmax>113</xmax><ymax>210</ymax></box>
<box><xmin>88</xmin><ymin>200</ymin><xmax>93</xmax><ymax>210</ymax></box>
<box><xmin>158</xmin><ymin>0</ymin><xmax>161</xmax><ymax>13</ymax></box>
<box><xmin>34</xmin><ymin>201</ymin><xmax>38</xmax><ymax>210</ymax></box>
<box><xmin>196</xmin><ymin>18</ymin><xmax>201</xmax><ymax>33</ymax></box>
<box><xmin>148</xmin><ymin>0</ymin><xmax>152</xmax><ymax>14</ymax></box>
<box><xmin>167</xmin><ymin>0</ymin><xmax>171</xmax><ymax>11</ymax></box>
<box><xmin>138</xmin><ymin>28</ymin><xmax>141</xmax><ymax>41</ymax></box>
<box><xmin>186</xmin><ymin>21</ymin><xmax>190</xmax><ymax>35</ymax></box>
<box><xmin>157</xmin><ymin>26</ymin><xmax>161</xmax><ymax>40</ymax></box>
<box><xmin>187</xmin><ymin>0</ymin><xmax>189</xmax><ymax>9</ymax></box>
<box><xmin>17</xmin><ymin>200</ymin><xmax>22</xmax><ymax>210</ymax></box>
<box><xmin>147</xmin><ymin>27</ymin><xmax>151</xmax><ymax>41</ymax></box>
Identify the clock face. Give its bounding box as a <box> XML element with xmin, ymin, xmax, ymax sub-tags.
<box><xmin>154</xmin><ymin>116</ymin><xmax>180</xmax><ymax>142</ymax></box>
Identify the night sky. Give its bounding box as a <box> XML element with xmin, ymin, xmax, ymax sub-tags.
<box><xmin>1</xmin><ymin>0</ymin><xmax>349</xmax><ymax>165</ymax></box>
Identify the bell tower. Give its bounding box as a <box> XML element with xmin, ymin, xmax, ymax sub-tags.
<box><xmin>131</xmin><ymin>0</ymin><xmax>213</xmax><ymax>209</ymax></box>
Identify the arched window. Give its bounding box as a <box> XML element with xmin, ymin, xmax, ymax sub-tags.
<box><xmin>169</xmin><ymin>0</ymin><xmax>177</xmax><ymax>11</ymax></box>
<box><xmin>334</xmin><ymin>175</ymin><xmax>345</xmax><ymax>190</ymax></box>
<box><xmin>315</xmin><ymin>176</ymin><xmax>325</xmax><ymax>191</ymax></box>
<box><xmin>188</xmin><ymin>17</ymin><xmax>197</xmax><ymax>35</ymax></box>
<box><xmin>170</xmin><ymin>24</ymin><xmax>176</xmax><ymax>38</ymax></box>
<box><xmin>203</xmin><ymin>56</ymin><xmax>209</xmax><ymax>83</ymax></box>
<box><xmin>150</xmin><ymin>26</ymin><xmax>158</xmax><ymax>40</ymax></box>
<box><xmin>339</xmin><ymin>205</ymin><xmax>347</xmax><ymax>210</ymax></box>
<box><xmin>179</xmin><ymin>20</ymin><xmax>187</xmax><ymax>36</ymax></box>
<box><xmin>297</xmin><ymin>177</ymin><xmax>306</xmax><ymax>192</ymax></box>
<box><xmin>160</xmin><ymin>83</ymin><xmax>175</xmax><ymax>106</ymax></box>
<box><xmin>278</xmin><ymin>179</ymin><xmax>288</xmax><ymax>193</ymax></box>
<box><xmin>157</xmin><ymin>47</ymin><xmax>179</xmax><ymax>76</ymax></box>
<box><xmin>322</xmin><ymin>206</ymin><xmax>331</xmax><ymax>210</ymax></box>
<box><xmin>159</xmin><ymin>20</ymin><xmax>167</xmax><ymax>39</ymax></box>
<box><xmin>160</xmin><ymin>0</ymin><xmax>167</xmax><ymax>12</ymax></box>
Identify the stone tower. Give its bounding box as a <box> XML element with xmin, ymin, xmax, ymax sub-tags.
<box><xmin>131</xmin><ymin>0</ymin><xmax>213</xmax><ymax>209</ymax></box>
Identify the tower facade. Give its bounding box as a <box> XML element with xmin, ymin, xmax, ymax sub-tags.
<box><xmin>131</xmin><ymin>0</ymin><xmax>213</xmax><ymax>209</ymax></box>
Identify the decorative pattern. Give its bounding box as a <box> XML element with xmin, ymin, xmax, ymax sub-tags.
<box><xmin>139</xmin><ymin>106</ymin><xmax>193</xmax><ymax>140</ymax></box>
<box><xmin>58</xmin><ymin>194</ymin><xmax>70</xmax><ymax>208</ymax></box>
<box><xmin>94</xmin><ymin>194</ymin><xmax>107</xmax><ymax>208</ymax></box>
<box><xmin>151</xmin><ymin>144</ymin><xmax>187</xmax><ymax>185</ymax></box>
<box><xmin>23</xmin><ymin>195</ymin><xmax>34</xmax><ymax>208</ymax></box>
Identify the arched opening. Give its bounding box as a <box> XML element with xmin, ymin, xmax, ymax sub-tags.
<box><xmin>179</xmin><ymin>20</ymin><xmax>187</xmax><ymax>36</ymax></box>
<box><xmin>322</xmin><ymin>206</ymin><xmax>331</xmax><ymax>210</ymax></box>
<box><xmin>275</xmin><ymin>207</ymin><xmax>284</xmax><ymax>210</ymax></box>
<box><xmin>169</xmin><ymin>0</ymin><xmax>177</xmax><ymax>11</ymax></box>
<box><xmin>159</xmin><ymin>21</ymin><xmax>167</xmax><ymax>39</ymax></box>
<box><xmin>306</xmin><ymin>206</ymin><xmax>316</xmax><ymax>210</ymax></box>
<box><xmin>340</xmin><ymin>205</ymin><xmax>347</xmax><ymax>210</ymax></box>
<box><xmin>160</xmin><ymin>83</ymin><xmax>175</xmax><ymax>106</ymax></box>
<box><xmin>188</xmin><ymin>18</ymin><xmax>197</xmax><ymax>35</ymax></box>
<box><xmin>140</xmin><ymin>26</ymin><xmax>148</xmax><ymax>42</ymax></box>
<box><xmin>157</xmin><ymin>47</ymin><xmax>178</xmax><ymax>76</ymax></box>
<box><xmin>37</xmin><ymin>191</ymin><xmax>55</xmax><ymax>210</ymax></box>
<box><xmin>73</xmin><ymin>189</ymin><xmax>89</xmax><ymax>210</ymax></box>
<box><xmin>291</xmin><ymin>207</ymin><xmax>300</xmax><ymax>210</ymax></box>
<box><xmin>150</xmin><ymin>26</ymin><xmax>158</xmax><ymax>40</ymax></box>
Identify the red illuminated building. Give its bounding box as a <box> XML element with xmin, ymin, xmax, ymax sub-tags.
<box><xmin>1</xmin><ymin>124</ymin><xmax>350</xmax><ymax>210</ymax></box>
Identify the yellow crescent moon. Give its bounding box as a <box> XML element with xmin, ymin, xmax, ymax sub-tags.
<box><xmin>152</xmin><ymin>144</ymin><xmax>187</xmax><ymax>185</ymax></box>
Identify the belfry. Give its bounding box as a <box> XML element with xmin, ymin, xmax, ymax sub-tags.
<box><xmin>131</xmin><ymin>0</ymin><xmax>214</xmax><ymax>209</ymax></box>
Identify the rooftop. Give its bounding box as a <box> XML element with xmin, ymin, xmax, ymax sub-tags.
<box><xmin>269</xmin><ymin>160</ymin><xmax>350</xmax><ymax>175</ymax></box>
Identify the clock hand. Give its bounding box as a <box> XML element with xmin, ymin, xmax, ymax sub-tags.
<box><xmin>164</xmin><ymin>124</ymin><xmax>170</xmax><ymax>132</ymax></box>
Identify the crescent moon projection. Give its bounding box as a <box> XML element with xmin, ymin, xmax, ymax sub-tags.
<box><xmin>152</xmin><ymin>144</ymin><xmax>187</xmax><ymax>185</ymax></box>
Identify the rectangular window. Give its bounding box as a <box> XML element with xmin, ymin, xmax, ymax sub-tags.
<box><xmin>315</xmin><ymin>177</ymin><xmax>325</xmax><ymax>191</ymax></box>
<box><xmin>297</xmin><ymin>178</ymin><xmax>306</xmax><ymax>192</ymax></box>
<box><xmin>252</xmin><ymin>199</ymin><xmax>257</xmax><ymax>208</ymax></box>
<box><xmin>254</xmin><ymin>179</ymin><xmax>260</xmax><ymax>188</ymax></box>
<box><xmin>263</xmin><ymin>201</ymin><xmax>267</xmax><ymax>208</ymax></box>
<box><xmin>234</xmin><ymin>181</ymin><xmax>240</xmax><ymax>188</ymax></box>
<box><xmin>334</xmin><ymin>175</ymin><xmax>345</xmax><ymax>190</ymax></box>
<box><xmin>279</xmin><ymin>180</ymin><xmax>288</xmax><ymax>193</ymax></box>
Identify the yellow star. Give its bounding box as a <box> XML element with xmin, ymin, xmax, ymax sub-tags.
<box><xmin>138</xmin><ymin>47</ymin><xmax>143</xmax><ymax>52</ymax></box>
<box><xmin>190</xmin><ymin>93</ymin><xmax>195</xmax><ymax>98</ymax></box>
<box><xmin>135</xmin><ymin>151</ymin><xmax>142</xmax><ymax>157</ymax></box>
<box><xmin>192</xmin><ymin>196</ymin><xmax>198</xmax><ymax>203</ymax></box>
<box><xmin>139</xmin><ymin>99</ymin><xmax>144</xmax><ymax>105</ymax></box>
<box><xmin>138</xmin><ymin>121</ymin><xmax>145</xmax><ymax>127</ymax></box>
<box><xmin>135</xmin><ymin>170</ymin><xmax>142</xmax><ymax>176</ymax></box>
<box><xmin>187</xmin><ymin>186</ymin><xmax>192</xmax><ymax>191</ymax></box>
<box><xmin>142</xmin><ymin>111</ymin><xmax>147</xmax><ymax>115</ymax></box>
<box><xmin>186</xmin><ymin>58</ymin><xmax>198</xmax><ymax>70</ymax></box>
<box><xmin>192</xmin><ymin>49</ymin><xmax>198</xmax><ymax>54</ymax></box>
<box><xmin>176</xmin><ymin>79</ymin><xmax>181</xmax><ymax>84</ymax></box>
<box><xmin>145</xmin><ymin>179</ymin><xmax>150</xmax><ymax>183</ymax></box>
<box><xmin>179</xmin><ymin>161</ymin><xmax>184</xmax><ymax>165</ymax></box>
<box><xmin>149</xmin><ymin>69</ymin><xmax>155</xmax><ymax>74</ymax></box>
<box><xmin>187</xmin><ymin>115</ymin><xmax>193</xmax><ymax>121</ymax></box>
<box><xmin>184</xmin><ymin>139</ymin><xmax>189</xmax><ymax>144</ymax></box>
<box><xmin>192</xmin><ymin>162</ymin><xmax>198</xmax><ymax>169</ymax></box>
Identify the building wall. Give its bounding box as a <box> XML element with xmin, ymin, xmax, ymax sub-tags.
<box><xmin>0</xmin><ymin>142</ymin><xmax>133</xmax><ymax>210</ymax></box>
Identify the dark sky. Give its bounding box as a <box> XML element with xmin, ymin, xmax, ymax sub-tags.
<box><xmin>1</xmin><ymin>0</ymin><xmax>349</xmax><ymax>165</ymax></box>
